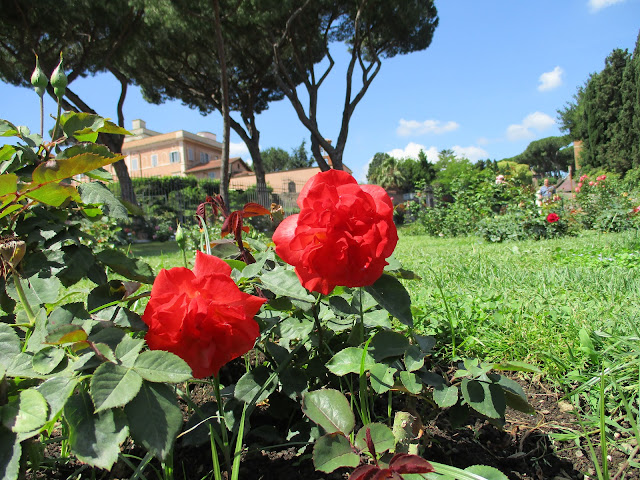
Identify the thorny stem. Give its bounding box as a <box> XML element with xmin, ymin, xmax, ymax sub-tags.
<box><xmin>11</xmin><ymin>270</ymin><xmax>36</xmax><ymax>325</ymax></box>
<box><xmin>52</xmin><ymin>99</ymin><xmax>62</xmax><ymax>142</ymax></box>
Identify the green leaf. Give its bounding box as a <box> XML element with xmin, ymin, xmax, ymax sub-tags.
<box><xmin>302</xmin><ymin>389</ymin><xmax>355</xmax><ymax>435</ymax></box>
<box><xmin>64</xmin><ymin>391</ymin><xmax>129</xmax><ymax>470</ymax></box>
<box><xmin>354</xmin><ymin>423</ymin><xmax>396</xmax><ymax>453</ymax></box>
<box><xmin>260</xmin><ymin>267</ymin><xmax>315</xmax><ymax>303</ymax></box>
<box><xmin>90</xmin><ymin>363</ymin><xmax>143</xmax><ymax>413</ymax></box>
<box><xmin>45</xmin><ymin>325</ymin><xmax>88</xmax><ymax>345</ymax></box>
<box><xmin>433</xmin><ymin>385</ymin><xmax>459</xmax><ymax>409</ymax></box>
<box><xmin>0</xmin><ymin>144</ymin><xmax>17</xmax><ymax>162</ymax></box>
<box><xmin>326</xmin><ymin>347</ymin><xmax>375</xmax><ymax>376</ymax></box>
<box><xmin>491</xmin><ymin>360</ymin><xmax>541</xmax><ymax>373</ymax></box>
<box><xmin>23</xmin><ymin>182</ymin><xmax>79</xmax><ymax>207</ymax></box>
<box><xmin>0</xmin><ymin>324</ymin><xmax>21</xmax><ymax>369</ymax></box>
<box><xmin>0</xmin><ymin>429</ymin><xmax>20</xmax><ymax>480</ymax></box>
<box><xmin>28</xmin><ymin>273</ymin><xmax>62</xmax><ymax>305</ymax></box>
<box><xmin>362</xmin><ymin>309</ymin><xmax>391</xmax><ymax>328</ymax></box>
<box><xmin>32</xmin><ymin>346</ymin><xmax>65</xmax><ymax>375</ymax></box>
<box><xmin>32</xmin><ymin>153</ymin><xmax>123</xmax><ymax>185</ymax></box>
<box><xmin>0</xmin><ymin>174</ymin><xmax>18</xmax><ymax>196</ymax></box>
<box><xmin>400</xmin><ymin>371</ymin><xmax>422</xmax><ymax>394</ymax></box>
<box><xmin>369</xmin><ymin>363</ymin><xmax>397</xmax><ymax>394</ymax></box>
<box><xmin>312</xmin><ymin>433</ymin><xmax>360</xmax><ymax>473</ymax></box>
<box><xmin>37</xmin><ymin>376</ymin><xmax>79</xmax><ymax>421</ymax></box>
<box><xmin>404</xmin><ymin>345</ymin><xmax>425</xmax><ymax>372</ymax></box>
<box><xmin>96</xmin><ymin>249</ymin><xmax>155</xmax><ymax>284</ymax></box>
<box><xmin>133</xmin><ymin>350</ymin><xmax>192</xmax><ymax>383</ymax></box>
<box><xmin>489</xmin><ymin>374</ymin><xmax>534</xmax><ymax>414</ymax></box>
<box><xmin>78</xmin><ymin>182</ymin><xmax>128</xmax><ymax>219</ymax></box>
<box><xmin>461</xmin><ymin>379</ymin><xmax>506</xmax><ymax>419</ymax></box>
<box><xmin>0</xmin><ymin>119</ymin><xmax>19</xmax><ymax>136</ymax></box>
<box><xmin>114</xmin><ymin>336</ymin><xmax>145</xmax><ymax>367</ymax></box>
<box><xmin>464</xmin><ymin>465</ymin><xmax>510</xmax><ymax>480</ymax></box>
<box><xmin>234</xmin><ymin>366</ymin><xmax>276</xmax><ymax>404</ymax></box>
<box><xmin>125</xmin><ymin>382</ymin><xmax>182</xmax><ymax>461</ymax></box>
<box><xmin>1</xmin><ymin>389</ymin><xmax>48</xmax><ymax>434</ymax></box>
<box><xmin>365</xmin><ymin>273</ymin><xmax>413</xmax><ymax>327</ymax></box>
<box><xmin>368</xmin><ymin>330</ymin><xmax>410</xmax><ymax>362</ymax></box>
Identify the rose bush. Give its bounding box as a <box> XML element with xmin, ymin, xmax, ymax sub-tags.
<box><xmin>142</xmin><ymin>250</ymin><xmax>266</xmax><ymax>378</ymax></box>
<box><xmin>273</xmin><ymin>170</ymin><xmax>398</xmax><ymax>294</ymax></box>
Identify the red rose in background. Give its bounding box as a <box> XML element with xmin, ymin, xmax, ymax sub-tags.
<box><xmin>547</xmin><ymin>213</ymin><xmax>559</xmax><ymax>223</ymax></box>
<box><xmin>142</xmin><ymin>251</ymin><xmax>266</xmax><ymax>378</ymax></box>
<box><xmin>273</xmin><ymin>170</ymin><xmax>398</xmax><ymax>295</ymax></box>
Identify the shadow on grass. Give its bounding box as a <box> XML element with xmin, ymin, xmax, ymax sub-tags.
<box><xmin>129</xmin><ymin>241</ymin><xmax>180</xmax><ymax>258</ymax></box>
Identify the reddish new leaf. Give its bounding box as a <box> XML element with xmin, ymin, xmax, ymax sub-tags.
<box><xmin>365</xmin><ymin>427</ymin><xmax>377</xmax><ymax>463</ymax></box>
<box><xmin>388</xmin><ymin>453</ymin><xmax>435</xmax><ymax>474</ymax></box>
<box><xmin>241</xmin><ymin>202</ymin><xmax>271</xmax><ymax>218</ymax></box>
<box><xmin>372</xmin><ymin>469</ymin><xmax>401</xmax><ymax>480</ymax></box>
<box><xmin>349</xmin><ymin>465</ymin><xmax>378</xmax><ymax>480</ymax></box>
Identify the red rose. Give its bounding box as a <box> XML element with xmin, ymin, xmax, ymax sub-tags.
<box><xmin>547</xmin><ymin>213</ymin><xmax>559</xmax><ymax>223</ymax></box>
<box><xmin>273</xmin><ymin>170</ymin><xmax>398</xmax><ymax>295</ymax></box>
<box><xmin>142</xmin><ymin>251</ymin><xmax>266</xmax><ymax>378</ymax></box>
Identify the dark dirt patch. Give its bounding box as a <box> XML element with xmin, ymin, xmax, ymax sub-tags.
<box><xmin>24</xmin><ymin>374</ymin><xmax>639</xmax><ymax>480</ymax></box>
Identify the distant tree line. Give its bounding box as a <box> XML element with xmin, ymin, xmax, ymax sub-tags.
<box><xmin>558</xmin><ymin>31</ymin><xmax>640</xmax><ymax>176</ymax></box>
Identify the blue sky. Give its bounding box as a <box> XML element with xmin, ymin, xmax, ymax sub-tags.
<box><xmin>2</xmin><ymin>0</ymin><xmax>639</xmax><ymax>182</ymax></box>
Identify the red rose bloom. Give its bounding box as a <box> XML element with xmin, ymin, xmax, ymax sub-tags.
<box><xmin>273</xmin><ymin>170</ymin><xmax>398</xmax><ymax>295</ymax></box>
<box><xmin>547</xmin><ymin>213</ymin><xmax>559</xmax><ymax>223</ymax></box>
<box><xmin>142</xmin><ymin>251</ymin><xmax>266</xmax><ymax>378</ymax></box>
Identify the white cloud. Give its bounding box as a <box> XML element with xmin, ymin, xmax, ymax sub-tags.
<box><xmin>538</xmin><ymin>66</ymin><xmax>564</xmax><ymax>91</ymax></box>
<box><xmin>477</xmin><ymin>137</ymin><xmax>490</xmax><ymax>146</ymax></box>
<box><xmin>506</xmin><ymin>112</ymin><xmax>556</xmax><ymax>141</ymax></box>
<box><xmin>387</xmin><ymin>142</ymin><xmax>439</xmax><ymax>162</ymax></box>
<box><xmin>452</xmin><ymin>145</ymin><xmax>489</xmax><ymax>162</ymax></box>
<box><xmin>229</xmin><ymin>141</ymin><xmax>249</xmax><ymax>158</ymax></box>
<box><xmin>396</xmin><ymin>119</ymin><xmax>459</xmax><ymax>137</ymax></box>
<box><xmin>588</xmin><ymin>0</ymin><xmax>626</xmax><ymax>12</ymax></box>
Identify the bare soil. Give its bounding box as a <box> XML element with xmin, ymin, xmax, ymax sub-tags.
<box><xmin>28</xmin><ymin>374</ymin><xmax>639</xmax><ymax>480</ymax></box>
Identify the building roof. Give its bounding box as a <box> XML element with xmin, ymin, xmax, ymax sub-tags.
<box><xmin>184</xmin><ymin>157</ymin><xmax>252</xmax><ymax>174</ymax></box>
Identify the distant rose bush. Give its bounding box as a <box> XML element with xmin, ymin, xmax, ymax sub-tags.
<box><xmin>547</xmin><ymin>213</ymin><xmax>559</xmax><ymax>223</ymax></box>
<box><xmin>142</xmin><ymin>251</ymin><xmax>266</xmax><ymax>378</ymax></box>
<box><xmin>273</xmin><ymin>170</ymin><xmax>398</xmax><ymax>295</ymax></box>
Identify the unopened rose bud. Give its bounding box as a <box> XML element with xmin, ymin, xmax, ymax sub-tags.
<box><xmin>31</xmin><ymin>55</ymin><xmax>48</xmax><ymax>97</ymax></box>
<box><xmin>175</xmin><ymin>224</ymin><xmax>186</xmax><ymax>249</ymax></box>
<box><xmin>50</xmin><ymin>52</ymin><xmax>68</xmax><ymax>99</ymax></box>
<box><xmin>0</xmin><ymin>237</ymin><xmax>26</xmax><ymax>271</ymax></box>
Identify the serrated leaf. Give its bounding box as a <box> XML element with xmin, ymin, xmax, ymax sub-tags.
<box><xmin>365</xmin><ymin>274</ymin><xmax>413</xmax><ymax>327</ymax></box>
<box><xmin>46</xmin><ymin>325</ymin><xmax>88</xmax><ymax>345</ymax></box>
<box><xmin>400</xmin><ymin>371</ymin><xmax>422</xmax><ymax>394</ymax></box>
<box><xmin>96</xmin><ymin>249</ymin><xmax>155</xmax><ymax>283</ymax></box>
<box><xmin>433</xmin><ymin>384</ymin><xmax>459</xmax><ymax>408</ymax></box>
<box><xmin>90</xmin><ymin>363</ymin><xmax>143</xmax><ymax>413</ymax></box>
<box><xmin>404</xmin><ymin>345</ymin><xmax>425</xmax><ymax>372</ymax></box>
<box><xmin>260</xmin><ymin>267</ymin><xmax>315</xmax><ymax>303</ymax></box>
<box><xmin>234</xmin><ymin>366</ymin><xmax>276</xmax><ymax>404</ymax></box>
<box><xmin>0</xmin><ymin>174</ymin><xmax>18</xmax><ymax>196</ymax></box>
<box><xmin>312</xmin><ymin>433</ymin><xmax>360</xmax><ymax>473</ymax></box>
<box><xmin>23</xmin><ymin>182</ymin><xmax>79</xmax><ymax>207</ymax></box>
<box><xmin>302</xmin><ymin>389</ymin><xmax>355</xmax><ymax>435</ymax></box>
<box><xmin>326</xmin><ymin>347</ymin><xmax>375</xmax><ymax>376</ymax></box>
<box><xmin>78</xmin><ymin>182</ymin><xmax>128</xmax><ymax>219</ymax></box>
<box><xmin>64</xmin><ymin>391</ymin><xmax>129</xmax><ymax>470</ymax></box>
<box><xmin>125</xmin><ymin>382</ymin><xmax>182</xmax><ymax>461</ymax></box>
<box><xmin>0</xmin><ymin>429</ymin><xmax>20</xmax><ymax>480</ymax></box>
<box><xmin>32</xmin><ymin>153</ymin><xmax>123</xmax><ymax>185</ymax></box>
<box><xmin>369</xmin><ymin>363</ymin><xmax>397</xmax><ymax>394</ymax></box>
<box><xmin>354</xmin><ymin>423</ymin><xmax>396</xmax><ymax>453</ymax></box>
<box><xmin>133</xmin><ymin>350</ymin><xmax>192</xmax><ymax>383</ymax></box>
<box><xmin>37</xmin><ymin>376</ymin><xmax>79</xmax><ymax>420</ymax></box>
<box><xmin>368</xmin><ymin>330</ymin><xmax>410</xmax><ymax>362</ymax></box>
<box><xmin>1</xmin><ymin>389</ymin><xmax>48</xmax><ymax>434</ymax></box>
<box><xmin>461</xmin><ymin>379</ymin><xmax>506</xmax><ymax>419</ymax></box>
<box><xmin>0</xmin><ymin>324</ymin><xmax>21</xmax><ymax>368</ymax></box>
<box><xmin>32</xmin><ymin>346</ymin><xmax>65</xmax><ymax>374</ymax></box>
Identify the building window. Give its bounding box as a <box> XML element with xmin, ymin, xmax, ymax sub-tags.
<box><xmin>151</xmin><ymin>154</ymin><xmax>158</xmax><ymax>167</ymax></box>
<box><xmin>200</xmin><ymin>152</ymin><xmax>209</xmax><ymax>164</ymax></box>
<box><xmin>208</xmin><ymin>171</ymin><xmax>216</xmax><ymax>179</ymax></box>
<box><xmin>170</xmin><ymin>151</ymin><xmax>180</xmax><ymax>164</ymax></box>
<box><xmin>131</xmin><ymin>157</ymin><xmax>139</xmax><ymax>171</ymax></box>
<box><xmin>188</xmin><ymin>148</ymin><xmax>194</xmax><ymax>162</ymax></box>
<box><xmin>288</xmin><ymin>181</ymin><xmax>296</xmax><ymax>193</ymax></box>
